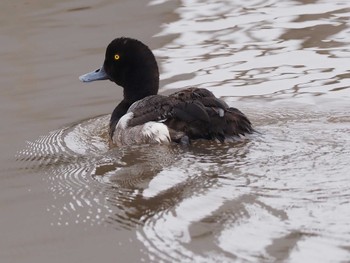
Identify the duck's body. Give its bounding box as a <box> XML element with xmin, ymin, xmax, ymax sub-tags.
<box><xmin>79</xmin><ymin>37</ymin><xmax>253</xmax><ymax>145</ymax></box>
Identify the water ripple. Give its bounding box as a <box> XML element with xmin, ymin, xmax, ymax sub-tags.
<box><xmin>15</xmin><ymin>0</ymin><xmax>350</xmax><ymax>261</ymax></box>
<box><xmin>16</xmin><ymin>98</ymin><xmax>350</xmax><ymax>262</ymax></box>
<box><xmin>156</xmin><ymin>0</ymin><xmax>350</xmax><ymax>101</ymax></box>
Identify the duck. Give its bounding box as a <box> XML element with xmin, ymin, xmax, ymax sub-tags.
<box><xmin>79</xmin><ymin>37</ymin><xmax>253</xmax><ymax>145</ymax></box>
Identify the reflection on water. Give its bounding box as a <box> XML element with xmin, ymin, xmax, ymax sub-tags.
<box><xmin>157</xmin><ymin>0</ymin><xmax>350</xmax><ymax>100</ymax></box>
<box><xmin>16</xmin><ymin>0</ymin><xmax>350</xmax><ymax>262</ymax></box>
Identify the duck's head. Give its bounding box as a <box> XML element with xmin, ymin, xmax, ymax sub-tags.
<box><xmin>79</xmin><ymin>37</ymin><xmax>159</xmax><ymax>101</ymax></box>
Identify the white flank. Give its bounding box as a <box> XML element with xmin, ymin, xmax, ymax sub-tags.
<box><xmin>113</xmin><ymin>114</ymin><xmax>171</xmax><ymax>145</ymax></box>
<box><xmin>142</xmin><ymin>122</ymin><xmax>171</xmax><ymax>143</ymax></box>
<box><xmin>116</xmin><ymin>112</ymin><xmax>134</xmax><ymax>129</ymax></box>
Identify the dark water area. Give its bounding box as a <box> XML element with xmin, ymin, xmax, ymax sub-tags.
<box><xmin>1</xmin><ymin>0</ymin><xmax>350</xmax><ymax>262</ymax></box>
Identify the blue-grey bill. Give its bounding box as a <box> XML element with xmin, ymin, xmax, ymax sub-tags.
<box><xmin>79</xmin><ymin>65</ymin><xmax>109</xmax><ymax>82</ymax></box>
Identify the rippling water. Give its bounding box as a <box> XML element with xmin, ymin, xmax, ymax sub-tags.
<box><xmin>15</xmin><ymin>0</ymin><xmax>350</xmax><ymax>262</ymax></box>
<box><xmin>17</xmin><ymin>100</ymin><xmax>350</xmax><ymax>262</ymax></box>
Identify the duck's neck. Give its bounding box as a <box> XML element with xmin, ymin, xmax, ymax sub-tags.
<box><xmin>109</xmin><ymin>99</ymin><xmax>131</xmax><ymax>137</ymax></box>
<box><xmin>123</xmin><ymin>75</ymin><xmax>159</xmax><ymax>102</ymax></box>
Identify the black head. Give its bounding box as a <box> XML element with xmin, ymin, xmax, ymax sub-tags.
<box><xmin>80</xmin><ymin>37</ymin><xmax>159</xmax><ymax>102</ymax></box>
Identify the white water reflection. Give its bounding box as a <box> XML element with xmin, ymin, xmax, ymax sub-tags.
<box><xmin>156</xmin><ymin>0</ymin><xmax>350</xmax><ymax>100</ymax></box>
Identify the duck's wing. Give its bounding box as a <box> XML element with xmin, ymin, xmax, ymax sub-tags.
<box><xmin>223</xmin><ymin>107</ymin><xmax>253</xmax><ymax>135</ymax></box>
<box><xmin>127</xmin><ymin>88</ymin><xmax>253</xmax><ymax>142</ymax></box>
<box><xmin>170</xmin><ymin>87</ymin><xmax>229</xmax><ymax>109</ymax></box>
<box><xmin>126</xmin><ymin>95</ymin><xmax>172</xmax><ymax>126</ymax></box>
<box><xmin>126</xmin><ymin>94</ymin><xmax>210</xmax><ymax>143</ymax></box>
<box><xmin>206</xmin><ymin>106</ymin><xmax>253</xmax><ymax>142</ymax></box>
<box><xmin>127</xmin><ymin>94</ymin><xmax>210</xmax><ymax>126</ymax></box>
<box><xmin>169</xmin><ymin>88</ymin><xmax>253</xmax><ymax>141</ymax></box>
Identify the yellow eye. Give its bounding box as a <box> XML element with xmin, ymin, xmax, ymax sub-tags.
<box><xmin>114</xmin><ymin>54</ymin><xmax>120</xmax><ymax>60</ymax></box>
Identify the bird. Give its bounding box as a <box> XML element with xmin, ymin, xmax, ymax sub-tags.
<box><xmin>79</xmin><ymin>37</ymin><xmax>253</xmax><ymax>146</ymax></box>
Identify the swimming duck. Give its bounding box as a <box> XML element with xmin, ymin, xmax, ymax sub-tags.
<box><xmin>79</xmin><ymin>37</ymin><xmax>253</xmax><ymax>145</ymax></box>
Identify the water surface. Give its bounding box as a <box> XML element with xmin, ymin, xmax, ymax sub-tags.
<box><xmin>2</xmin><ymin>0</ymin><xmax>350</xmax><ymax>262</ymax></box>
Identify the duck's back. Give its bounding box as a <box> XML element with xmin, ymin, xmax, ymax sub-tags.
<box><xmin>166</xmin><ymin>88</ymin><xmax>253</xmax><ymax>142</ymax></box>
<box><xmin>112</xmin><ymin>88</ymin><xmax>253</xmax><ymax>145</ymax></box>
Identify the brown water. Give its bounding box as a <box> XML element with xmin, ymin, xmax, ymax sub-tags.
<box><xmin>2</xmin><ymin>0</ymin><xmax>350</xmax><ymax>262</ymax></box>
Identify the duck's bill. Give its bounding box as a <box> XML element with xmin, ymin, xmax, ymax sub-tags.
<box><xmin>79</xmin><ymin>66</ymin><xmax>109</xmax><ymax>82</ymax></box>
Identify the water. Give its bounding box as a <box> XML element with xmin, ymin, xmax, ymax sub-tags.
<box><xmin>2</xmin><ymin>0</ymin><xmax>350</xmax><ymax>262</ymax></box>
